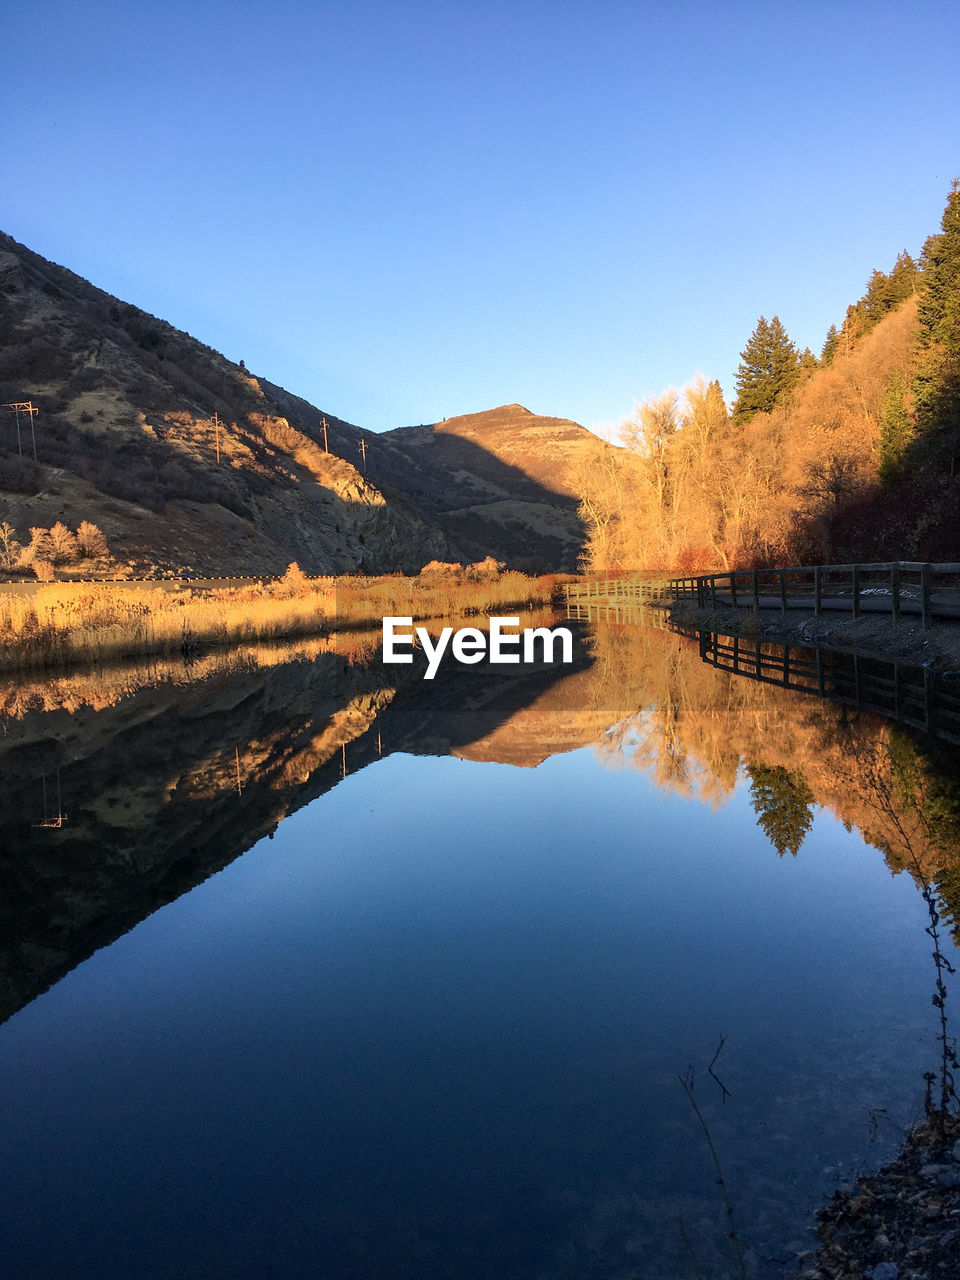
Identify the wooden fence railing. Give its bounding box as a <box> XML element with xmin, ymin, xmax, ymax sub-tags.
<box><xmin>566</xmin><ymin>563</ymin><xmax>960</xmax><ymax>630</ymax></box>
<box><xmin>694</xmin><ymin>628</ymin><xmax>960</xmax><ymax>745</ymax></box>
<box><xmin>672</xmin><ymin>562</ymin><xmax>960</xmax><ymax>628</ymax></box>
<box><xmin>565</xmin><ymin>599</ymin><xmax>670</xmax><ymax>629</ymax></box>
<box><xmin>563</xmin><ymin>577</ymin><xmax>674</xmax><ymax>608</ymax></box>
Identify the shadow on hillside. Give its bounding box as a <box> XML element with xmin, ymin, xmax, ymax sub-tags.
<box><xmin>262</xmin><ymin>382</ymin><xmax>589</xmax><ymax>572</ymax></box>
<box><xmin>789</xmin><ymin>419</ymin><xmax>960</xmax><ymax>565</ymax></box>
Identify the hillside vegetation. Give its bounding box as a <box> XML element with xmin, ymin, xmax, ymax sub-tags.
<box><xmin>574</xmin><ymin>181</ymin><xmax>960</xmax><ymax>571</ymax></box>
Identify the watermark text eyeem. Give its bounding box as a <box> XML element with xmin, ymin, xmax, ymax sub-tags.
<box><xmin>382</xmin><ymin>616</ymin><xmax>574</xmax><ymax>680</ymax></box>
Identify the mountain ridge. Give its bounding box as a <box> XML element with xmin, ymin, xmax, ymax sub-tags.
<box><xmin>0</xmin><ymin>231</ymin><xmax>596</xmax><ymax>575</ymax></box>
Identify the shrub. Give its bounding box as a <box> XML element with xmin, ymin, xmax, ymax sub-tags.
<box><xmin>33</xmin><ymin>559</ymin><xmax>54</xmax><ymax>581</ymax></box>
<box><xmin>278</xmin><ymin>562</ymin><xmax>310</xmax><ymax>598</ymax></box>
<box><xmin>77</xmin><ymin>521</ymin><xmax>109</xmax><ymax>560</ymax></box>
<box><xmin>48</xmin><ymin>522</ymin><xmax>80</xmax><ymax>565</ymax></box>
<box><xmin>28</xmin><ymin>528</ymin><xmax>54</xmax><ymax>562</ymax></box>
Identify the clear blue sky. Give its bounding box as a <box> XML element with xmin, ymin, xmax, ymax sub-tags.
<box><xmin>4</xmin><ymin>0</ymin><xmax>959</xmax><ymax>433</ymax></box>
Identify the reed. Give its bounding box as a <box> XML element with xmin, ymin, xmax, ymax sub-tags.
<box><xmin>0</xmin><ymin>566</ymin><xmax>562</xmax><ymax>672</ymax></box>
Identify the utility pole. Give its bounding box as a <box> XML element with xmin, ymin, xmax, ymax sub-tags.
<box><xmin>358</xmin><ymin>437</ymin><xmax>367</xmax><ymax>470</ymax></box>
<box><xmin>322</xmin><ymin>416</ymin><xmax>329</xmax><ymax>453</ymax></box>
<box><xmin>3</xmin><ymin>401</ymin><xmax>38</xmax><ymax>460</ymax></box>
<box><xmin>214</xmin><ymin>410</ymin><xmax>221</xmax><ymax>464</ymax></box>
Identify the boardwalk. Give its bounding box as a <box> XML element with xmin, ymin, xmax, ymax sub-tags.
<box><xmin>566</xmin><ymin>563</ymin><xmax>960</xmax><ymax>629</ymax></box>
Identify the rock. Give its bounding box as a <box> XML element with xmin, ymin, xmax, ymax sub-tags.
<box><xmin>938</xmin><ymin>1168</ymin><xmax>960</xmax><ymax>1187</ymax></box>
<box><xmin>866</xmin><ymin>1264</ymin><xmax>899</xmax><ymax>1280</ymax></box>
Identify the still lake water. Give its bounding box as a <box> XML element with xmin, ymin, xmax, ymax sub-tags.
<box><xmin>0</xmin><ymin>621</ymin><xmax>957</xmax><ymax>1278</ymax></box>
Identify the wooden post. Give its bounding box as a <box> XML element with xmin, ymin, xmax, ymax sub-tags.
<box><xmin>814</xmin><ymin>565</ymin><xmax>822</xmax><ymax>616</ymax></box>
<box><xmin>322</xmin><ymin>417</ymin><xmax>329</xmax><ymax>453</ymax></box>
<box><xmin>729</xmin><ymin>572</ymin><xmax>737</xmax><ymax>607</ymax></box>
<box><xmin>732</xmin><ymin>634</ymin><xmax>739</xmax><ymax>672</ymax></box>
<box><xmin>852</xmin><ymin>564</ymin><xmax>861</xmax><ymax>618</ymax></box>
<box><xmin>891</xmin><ymin>562</ymin><xmax>901</xmax><ymax>623</ymax></box>
<box><xmin>710</xmin><ymin>577</ymin><xmax>717</xmax><ymax>609</ymax></box>
<box><xmin>26</xmin><ymin>401</ymin><xmax>37</xmax><ymax>461</ymax></box>
<box><xmin>816</xmin><ymin>648</ymin><xmax>824</xmax><ymax>695</ymax></box>
<box><xmin>783</xmin><ymin>645</ymin><xmax>790</xmax><ymax>686</ymax></box>
<box><xmin>780</xmin><ymin>569</ymin><xmax>787</xmax><ymax>614</ymax></box>
<box><xmin>921</xmin><ymin>563</ymin><xmax>932</xmax><ymax>630</ymax></box>
<box><xmin>752</xmin><ymin>570</ymin><xmax>759</xmax><ymax>612</ymax></box>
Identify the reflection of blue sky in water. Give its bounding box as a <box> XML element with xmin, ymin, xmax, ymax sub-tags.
<box><xmin>0</xmin><ymin>746</ymin><xmax>947</xmax><ymax>1278</ymax></box>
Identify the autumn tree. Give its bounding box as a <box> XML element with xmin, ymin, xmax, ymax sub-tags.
<box><xmin>24</xmin><ymin>527</ymin><xmax>54</xmax><ymax>565</ymax></box>
<box><xmin>0</xmin><ymin>521</ymin><xmax>21</xmax><ymax>570</ymax></box>
<box><xmin>733</xmin><ymin>315</ymin><xmax>800</xmax><ymax>421</ymax></box>
<box><xmin>47</xmin><ymin>521</ymin><xmax>80</xmax><ymax>565</ymax></box>
<box><xmin>77</xmin><ymin>520</ymin><xmax>109</xmax><ymax>560</ymax></box>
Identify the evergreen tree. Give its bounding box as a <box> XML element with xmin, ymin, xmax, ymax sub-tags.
<box><xmin>705</xmin><ymin>378</ymin><xmax>728</xmax><ymax>432</ymax></box>
<box><xmin>889</xmin><ymin>250</ymin><xmax>919</xmax><ymax>304</ymax></box>
<box><xmin>733</xmin><ymin>315</ymin><xmax>800</xmax><ymax>421</ymax></box>
<box><xmin>863</xmin><ymin>268</ymin><xmax>896</xmax><ymax>325</ymax></box>
<box><xmin>746</xmin><ymin>763</ymin><xmax>815</xmax><ymax>857</ymax></box>
<box><xmin>915</xmin><ymin>180</ymin><xmax>960</xmax><ymax>469</ymax></box>
<box><xmin>878</xmin><ymin>371</ymin><xmax>914</xmax><ymax>482</ymax></box>
<box><xmin>821</xmin><ymin>324</ymin><xmax>840</xmax><ymax>365</ymax></box>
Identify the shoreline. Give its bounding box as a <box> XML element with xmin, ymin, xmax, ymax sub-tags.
<box><xmin>667</xmin><ymin>602</ymin><xmax>960</xmax><ymax>673</ymax></box>
<box><xmin>798</xmin><ymin>1113</ymin><xmax>960</xmax><ymax>1279</ymax></box>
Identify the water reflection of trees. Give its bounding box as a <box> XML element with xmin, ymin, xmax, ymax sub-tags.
<box><xmin>583</xmin><ymin>622</ymin><xmax>960</xmax><ymax>931</ymax></box>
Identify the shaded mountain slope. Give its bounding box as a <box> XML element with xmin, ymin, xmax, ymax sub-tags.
<box><xmin>0</xmin><ymin>232</ymin><xmax>601</xmax><ymax>575</ymax></box>
<box><xmin>362</xmin><ymin>403</ymin><xmax>592</xmax><ymax>571</ymax></box>
<box><xmin>0</xmin><ymin>231</ymin><xmax>451</xmax><ymax>575</ymax></box>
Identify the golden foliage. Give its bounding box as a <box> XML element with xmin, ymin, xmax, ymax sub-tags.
<box><xmin>0</xmin><ymin>568</ymin><xmax>560</xmax><ymax>672</ymax></box>
<box><xmin>571</xmin><ymin>300</ymin><xmax>919</xmax><ymax>572</ymax></box>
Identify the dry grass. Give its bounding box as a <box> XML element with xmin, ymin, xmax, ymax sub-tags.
<box><xmin>0</xmin><ymin>566</ymin><xmax>563</xmax><ymax>672</ymax></box>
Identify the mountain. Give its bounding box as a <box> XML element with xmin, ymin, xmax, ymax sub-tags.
<box><xmin>361</xmin><ymin>403</ymin><xmax>589</xmax><ymax>571</ymax></box>
<box><xmin>0</xmin><ymin>231</ymin><xmax>596</xmax><ymax>576</ymax></box>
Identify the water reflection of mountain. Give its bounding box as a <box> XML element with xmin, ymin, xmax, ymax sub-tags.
<box><xmin>0</xmin><ymin>632</ymin><xmax>596</xmax><ymax>1025</ymax></box>
<box><xmin>2</xmin><ymin>618</ymin><xmax>958</xmax><ymax>1028</ymax></box>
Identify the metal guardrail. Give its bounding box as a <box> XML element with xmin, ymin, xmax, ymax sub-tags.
<box><xmin>0</xmin><ymin>575</ymin><xmax>266</xmax><ymax>585</ymax></box>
